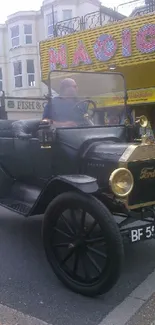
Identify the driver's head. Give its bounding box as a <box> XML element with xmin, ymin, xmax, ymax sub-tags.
<box><xmin>60</xmin><ymin>78</ymin><xmax>78</xmax><ymax>98</ymax></box>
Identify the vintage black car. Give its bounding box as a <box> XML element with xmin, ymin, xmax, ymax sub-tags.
<box><xmin>0</xmin><ymin>70</ymin><xmax>155</xmax><ymax>297</ymax></box>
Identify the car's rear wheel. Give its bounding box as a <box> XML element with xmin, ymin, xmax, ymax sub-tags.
<box><xmin>42</xmin><ymin>191</ymin><xmax>124</xmax><ymax>297</ymax></box>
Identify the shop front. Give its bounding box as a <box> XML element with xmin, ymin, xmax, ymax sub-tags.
<box><xmin>5</xmin><ymin>97</ymin><xmax>47</xmax><ymax>120</ymax></box>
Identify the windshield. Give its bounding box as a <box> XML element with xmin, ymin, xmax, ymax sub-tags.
<box><xmin>48</xmin><ymin>70</ymin><xmax>129</xmax><ymax>127</ymax></box>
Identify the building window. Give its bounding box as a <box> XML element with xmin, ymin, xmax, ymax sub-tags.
<box><xmin>27</xmin><ymin>59</ymin><xmax>35</xmax><ymax>86</ymax></box>
<box><xmin>47</xmin><ymin>11</ymin><xmax>57</xmax><ymax>37</ymax></box>
<box><xmin>62</xmin><ymin>10</ymin><xmax>73</xmax><ymax>30</ymax></box>
<box><xmin>11</xmin><ymin>25</ymin><xmax>19</xmax><ymax>47</ymax></box>
<box><xmin>62</xmin><ymin>9</ymin><xmax>72</xmax><ymax>20</ymax></box>
<box><xmin>24</xmin><ymin>24</ymin><xmax>32</xmax><ymax>44</ymax></box>
<box><xmin>0</xmin><ymin>68</ymin><xmax>2</xmax><ymax>91</ymax></box>
<box><xmin>13</xmin><ymin>61</ymin><xmax>22</xmax><ymax>88</ymax></box>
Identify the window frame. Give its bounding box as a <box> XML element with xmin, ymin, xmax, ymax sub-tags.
<box><xmin>62</xmin><ymin>9</ymin><xmax>73</xmax><ymax>29</ymax></box>
<box><xmin>24</xmin><ymin>24</ymin><xmax>32</xmax><ymax>44</ymax></box>
<box><xmin>10</xmin><ymin>25</ymin><xmax>20</xmax><ymax>48</ymax></box>
<box><xmin>26</xmin><ymin>59</ymin><xmax>35</xmax><ymax>87</ymax></box>
<box><xmin>13</xmin><ymin>61</ymin><xmax>22</xmax><ymax>88</ymax></box>
<box><xmin>46</xmin><ymin>11</ymin><xmax>58</xmax><ymax>37</ymax></box>
<box><xmin>62</xmin><ymin>9</ymin><xmax>72</xmax><ymax>21</ymax></box>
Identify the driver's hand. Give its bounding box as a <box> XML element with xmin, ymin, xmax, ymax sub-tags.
<box><xmin>41</xmin><ymin>119</ymin><xmax>51</xmax><ymax>125</ymax></box>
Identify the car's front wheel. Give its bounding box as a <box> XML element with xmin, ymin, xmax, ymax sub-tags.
<box><xmin>42</xmin><ymin>191</ymin><xmax>124</xmax><ymax>297</ymax></box>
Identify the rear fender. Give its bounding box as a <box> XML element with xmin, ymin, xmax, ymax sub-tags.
<box><xmin>30</xmin><ymin>175</ymin><xmax>98</xmax><ymax>216</ymax></box>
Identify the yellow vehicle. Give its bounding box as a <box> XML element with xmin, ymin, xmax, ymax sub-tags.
<box><xmin>39</xmin><ymin>10</ymin><xmax>155</xmax><ymax>132</ymax></box>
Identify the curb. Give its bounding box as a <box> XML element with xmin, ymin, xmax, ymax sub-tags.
<box><xmin>99</xmin><ymin>269</ymin><xmax>155</xmax><ymax>325</ymax></box>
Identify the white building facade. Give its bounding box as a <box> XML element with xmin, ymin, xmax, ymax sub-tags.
<box><xmin>0</xmin><ymin>0</ymin><xmax>125</xmax><ymax>119</ymax></box>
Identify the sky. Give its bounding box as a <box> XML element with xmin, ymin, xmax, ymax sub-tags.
<box><xmin>0</xmin><ymin>0</ymin><xmax>145</xmax><ymax>24</ymax></box>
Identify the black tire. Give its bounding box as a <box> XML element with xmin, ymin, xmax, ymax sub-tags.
<box><xmin>42</xmin><ymin>191</ymin><xmax>124</xmax><ymax>297</ymax></box>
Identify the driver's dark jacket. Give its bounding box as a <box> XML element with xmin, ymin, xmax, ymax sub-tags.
<box><xmin>43</xmin><ymin>97</ymin><xmax>87</xmax><ymax>123</ymax></box>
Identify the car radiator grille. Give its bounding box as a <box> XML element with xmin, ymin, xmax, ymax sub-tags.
<box><xmin>128</xmin><ymin>159</ymin><xmax>155</xmax><ymax>208</ymax></box>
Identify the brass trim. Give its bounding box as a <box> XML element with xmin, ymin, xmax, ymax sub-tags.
<box><xmin>119</xmin><ymin>144</ymin><xmax>155</xmax><ymax>163</ymax></box>
<box><xmin>135</xmin><ymin>115</ymin><xmax>148</xmax><ymax>128</ymax></box>
<box><xmin>128</xmin><ymin>201</ymin><xmax>155</xmax><ymax>210</ymax></box>
<box><xmin>118</xmin><ymin>143</ymin><xmax>155</xmax><ymax>210</ymax></box>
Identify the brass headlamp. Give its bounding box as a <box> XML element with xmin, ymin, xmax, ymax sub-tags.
<box><xmin>109</xmin><ymin>168</ymin><xmax>134</xmax><ymax>198</ymax></box>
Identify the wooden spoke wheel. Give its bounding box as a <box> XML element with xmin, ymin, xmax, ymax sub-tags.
<box><xmin>42</xmin><ymin>192</ymin><xmax>124</xmax><ymax>297</ymax></box>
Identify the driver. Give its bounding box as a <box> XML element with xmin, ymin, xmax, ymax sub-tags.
<box><xmin>43</xmin><ymin>78</ymin><xmax>88</xmax><ymax>126</ymax></box>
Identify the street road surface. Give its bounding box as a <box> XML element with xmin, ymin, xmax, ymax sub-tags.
<box><xmin>0</xmin><ymin>207</ymin><xmax>155</xmax><ymax>325</ymax></box>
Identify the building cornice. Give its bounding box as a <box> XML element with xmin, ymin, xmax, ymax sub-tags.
<box><xmin>6</xmin><ymin>11</ymin><xmax>42</xmax><ymax>24</ymax></box>
<box><xmin>78</xmin><ymin>0</ymin><xmax>100</xmax><ymax>5</ymax></box>
<box><xmin>42</xmin><ymin>0</ymin><xmax>78</xmax><ymax>11</ymax></box>
<box><xmin>4</xmin><ymin>0</ymin><xmax>125</xmax><ymax>26</ymax></box>
<box><xmin>0</xmin><ymin>24</ymin><xmax>6</xmax><ymax>29</ymax></box>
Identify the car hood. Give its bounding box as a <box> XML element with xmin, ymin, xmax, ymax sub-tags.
<box><xmin>83</xmin><ymin>142</ymin><xmax>129</xmax><ymax>162</ymax></box>
<box><xmin>80</xmin><ymin>142</ymin><xmax>130</xmax><ymax>189</ymax></box>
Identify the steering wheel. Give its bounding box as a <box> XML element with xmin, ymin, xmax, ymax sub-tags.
<box><xmin>40</xmin><ymin>99</ymin><xmax>97</xmax><ymax>128</ymax></box>
<box><xmin>73</xmin><ymin>99</ymin><xmax>97</xmax><ymax>116</ymax></box>
<box><xmin>72</xmin><ymin>99</ymin><xmax>97</xmax><ymax>126</ymax></box>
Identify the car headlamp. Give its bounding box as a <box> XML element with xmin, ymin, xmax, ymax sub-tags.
<box><xmin>109</xmin><ymin>168</ymin><xmax>134</xmax><ymax>198</ymax></box>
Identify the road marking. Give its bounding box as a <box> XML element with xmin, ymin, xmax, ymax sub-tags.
<box><xmin>99</xmin><ymin>269</ymin><xmax>155</xmax><ymax>325</ymax></box>
<box><xmin>0</xmin><ymin>303</ymin><xmax>52</xmax><ymax>325</ymax></box>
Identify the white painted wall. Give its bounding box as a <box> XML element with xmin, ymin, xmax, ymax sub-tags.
<box><xmin>77</xmin><ymin>0</ymin><xmax>100</xmax><ymax>17</ymax></box>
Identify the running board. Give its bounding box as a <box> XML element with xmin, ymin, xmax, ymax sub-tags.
<box><xmin>0</xmin><ymin>198</ymin><xmax>31</xmax><ymax>216</ymax></box>
<box><xmin>0</xmin><ymin>180</ymin><xmax>43</xmax><ymax>216</ymax></box>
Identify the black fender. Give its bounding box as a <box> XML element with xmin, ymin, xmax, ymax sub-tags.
<box><xmin>30</xmin><ymin>175</ymin><xmax>99</xmax><ymax>216</ymax></box>
<box><xmin>56</xmin><ymin>175</ymin><xmax>98</xmax><ymax>193</ymax></box>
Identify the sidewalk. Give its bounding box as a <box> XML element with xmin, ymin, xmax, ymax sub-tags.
<box><xmin>100</xmin><ymin>269</ymin><xmax>155</xmax><ymax>325</ymax></box>
<box><xmin>125</xmin><ymin>293</ymin><xmax>155</xmax><ymax>325</ymax></box>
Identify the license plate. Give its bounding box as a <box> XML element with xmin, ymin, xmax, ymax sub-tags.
<box><xmin>130</xmin><ymin>224</ymin><xmax>155</xmax><ymax>243</ymax></box>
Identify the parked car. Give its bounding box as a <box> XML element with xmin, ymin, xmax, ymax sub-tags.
<box><xmin>0</xmin><ymin>70</ymin><xmax>154</xmax><ymax>297</ymax></box>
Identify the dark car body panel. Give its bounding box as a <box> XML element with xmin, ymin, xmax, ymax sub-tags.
<box><xmin>128</xmin><ymin>160</ymin><xmax>155</xmax><ymax>207</ymax></box>
<box><xmin>80</xmin><ymin>142</ymin><xmax>129</xmax><ymax>188</ymax></box>
<box><xmin>0</xmin><ymin>118</ymin><xmax>154</xmax><ymax>215</ymax></box>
